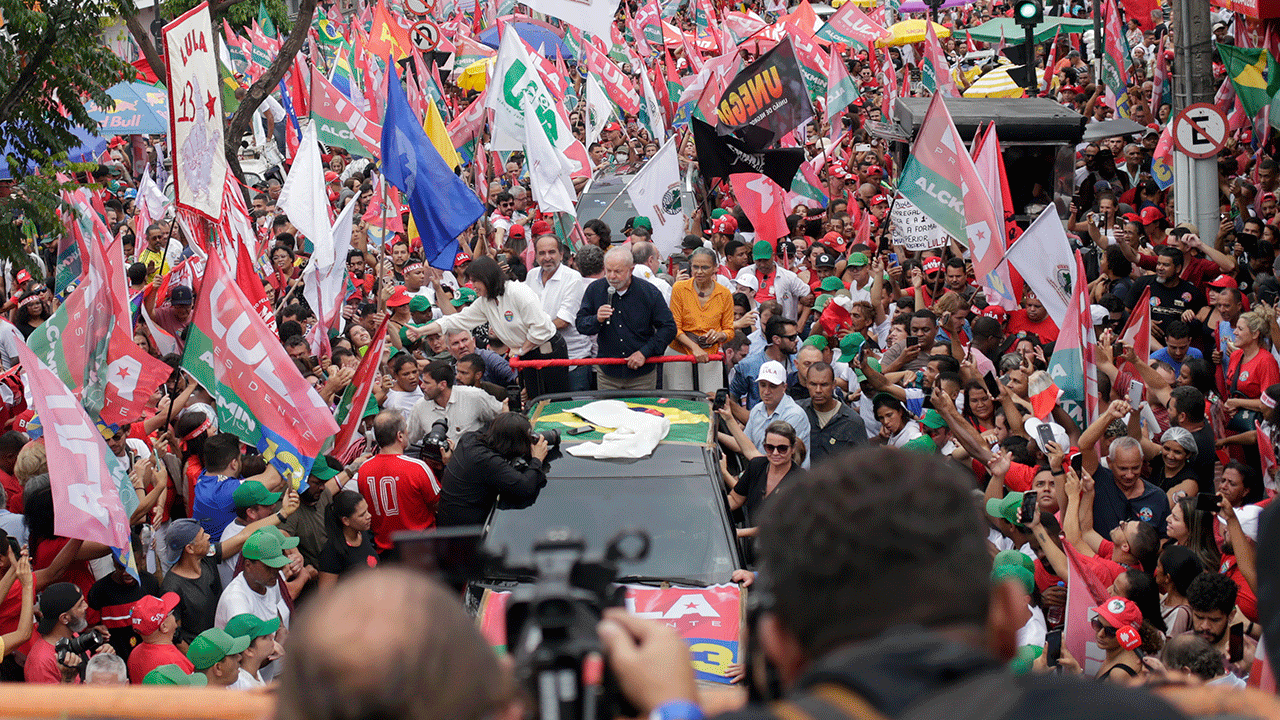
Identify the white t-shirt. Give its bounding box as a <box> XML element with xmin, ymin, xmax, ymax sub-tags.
<box><xmin>384</xmin><ymin>388</ymin><xmax>422</xmax><ymax>420</ymax></box>
<box><xmin>215</xmin><ymin>572</ymin><xmax>290</xmax><ymax>681</ymax></box>
<box><xmin>217</xmin><ymin>519</ymin><xmax>248</xmax><ymax>587</ymax></box>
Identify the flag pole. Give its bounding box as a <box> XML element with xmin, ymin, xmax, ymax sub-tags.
<box><xmin>377</xmin><ymin>174</ymin><xmax>390</xmax><ymax>314</ymax></box>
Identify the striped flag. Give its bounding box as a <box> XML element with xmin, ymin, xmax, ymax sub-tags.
<box><xmin>333</xmin><ymin>317</ymin><xmax>390</xmax><ymax>454</ymax></box>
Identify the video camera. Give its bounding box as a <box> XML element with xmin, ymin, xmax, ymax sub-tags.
<box><xmin>393</xmin><ymin>528</ymin><xmax>649</xmax><ymax>720</ymax></box>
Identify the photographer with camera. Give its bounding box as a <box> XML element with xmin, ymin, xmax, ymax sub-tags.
<box><xmin>27</xmin><ymin>581</ymin><xmax>110</xmax><ymax>684</ymax></box>
<box><xmin>436</xmin><ymin>412</ymin><xmax>551</xmax><ymax>527</ymax></box>
<box><xmin>405</xmin><ymin>362</ymin><xmax>502</xmax><ymax>453</ymax></box>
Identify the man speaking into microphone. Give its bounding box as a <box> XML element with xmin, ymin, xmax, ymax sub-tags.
<box><xmin>577</xmin><ymin>247</ymin><xmax>677</xmax><ymax>391</ymax></box>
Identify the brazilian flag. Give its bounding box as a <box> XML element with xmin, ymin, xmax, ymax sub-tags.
<box><xmin>1218</xmin><ymin>44</ymin><xmax>1280</xmax><ymax>116</ymax></box>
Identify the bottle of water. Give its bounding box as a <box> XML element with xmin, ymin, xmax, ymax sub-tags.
<box><xmin>1045</xmin><ymin>580</ymin><xmax>1065</xmax><ymax>628</ymax></box>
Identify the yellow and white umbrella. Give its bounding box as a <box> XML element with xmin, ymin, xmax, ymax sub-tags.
<box><xmin>456</xmin><ymin>57</ymin><xmax>496</xmax><ymax>93</ymax></box>
<box><xmin>876</xmin><ymin>19</ymin><xmax>951</xmax><ymax>46</ymax></box>
<box><xmin>962</xmin><ymin>64</ymin><xmax>1026</xmax><ymax>98</ymax></box>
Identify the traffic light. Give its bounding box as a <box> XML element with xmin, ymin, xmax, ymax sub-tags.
<box><xmin>1013</xmin><ymin>0</ymin><xmax>1043</xmax><ymax>28</ymax></box>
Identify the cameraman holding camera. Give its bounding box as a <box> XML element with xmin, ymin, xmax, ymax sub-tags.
<box><xmin>436</xmin><ymin>412</ymin><xmax>550</xmax><ymax>527</ymax></box>
<box><xmin>27</xmin><ymin>582</ymin><xmax>109</xmax><ymax>684</ymax></box>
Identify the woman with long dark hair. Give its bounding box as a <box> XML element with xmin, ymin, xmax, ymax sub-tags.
<box><xmin>435</xmin><ymin>413</ymin><xmax>549</xmax><ymax>527</ymax></box>
<box><xmin>317</xmin><ymin>490</ymin><xmax>377</xmax><ymax>589</ymax></box>
<box><xmin>1164</xmin><ymin>496</ymin><xmax>1221</xmax><ymax>573</ymax></box>
<box><xmin>418</xmin><ymin>256</ymin><xmax>567</xmax><ymax>398</ymax></box>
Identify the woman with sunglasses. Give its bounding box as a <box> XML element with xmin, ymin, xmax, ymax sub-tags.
<box><xmin>1091</xmin><ymin>596</ymin><xmax>1149</xmax><ymax>682</ymax></box>
<box><xmin>718</xmin><ymin>419</ymin><xmax>805</xmax><ymax>537</ymax></box>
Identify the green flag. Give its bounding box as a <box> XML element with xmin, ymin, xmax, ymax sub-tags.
<box><xmin>1218</xmin><ymin>44</ymin><xmax>1280</xmax><ymax>117</ymax></box>
<box><xmin>258</xmin><ymin>0</ymin><xmax>277</xmax><ymax>37</ymax></box>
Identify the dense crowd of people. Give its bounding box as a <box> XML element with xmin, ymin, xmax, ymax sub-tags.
<box><xmin>0</xmin><ymin>0</ymin><xmax>1277</xmax><ymax>715</ymax></box>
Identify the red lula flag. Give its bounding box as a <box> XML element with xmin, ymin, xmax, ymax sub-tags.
<box><xmin>18</xmin><ymin>339</ymin><xmax>130</xmax><ymax>549</ymax></box>
<box><xmin>1117</xmin><ymin>285</ymin><xmax>1152</xmax><ymax>381</ymax></box>
<box><xmin>815</xmin><ymin>0</ymin><xmax>888</xmax><ymax>45</ymax></box>
<box><xmin>1063</xmin><ymin>541</ymin><xmax>1112</xmax><ymax>675</ymax></box>
<box><xmin>333</xmin><ymin>316</ymin><xmax>390</xmax><ymax>454</ymax></box>
<box><xmin>363</xmin><ymin>182</ymin><xmax>405</xmax><ymax>233</ymax></box>
<box><xmin>194</xmin><ymin>251</ymin><xmax>338</xmax><ymax>468</ymax></box>
<box><xmin>730</xmin><ymin>173</ymin><xmax>790</xmax><ymax>246</ymax></box>
<box><xmin>236</xmin><ymin>232</ymin><xmax>278</xmax><ymax>335</ymax></box>
<box><xmin>971</xmin><ymin>124</ymin><xmax>1018</xmax><ymax>310</ymax></box>
<box><xmin>878</xmin><ymin>48</ymin><xmax>896</xmax><ymax>120</ymax></box>
<box><xmin>1047</xmin><ymin>251</ymin><xmax>1098</xmax><ymax>425</ymax></box>
<box><xmin>1041</xmin><ymin>30</ymin><xmax>1061</xmax><ymax>95</ymax></box>
<box><xmin>584</xmin><ymin>41</ymin><xmax>643</xmax><ymax>115</ymax></box>
<box><xmin>923</xmin><ymin>17</ymin><xmax>959</xmax><ymax>97</ymax></box>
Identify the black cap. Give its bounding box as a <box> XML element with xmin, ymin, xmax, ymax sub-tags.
<box><xmin>816</xmin><ymin>253</ymin><xmax>837</xmax><ymax>269</ymax></box>
<box><xmin>37</xmin><ymin>582</ymin><xmax>82</xmax><ymax>634</ymax></box>
<box><xmin>170</xmin><ymin>285</ymin><xmax>194</xmax><ymax>306</ymax></box>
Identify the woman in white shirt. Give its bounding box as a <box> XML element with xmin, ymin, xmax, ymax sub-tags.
<box><xmin>418</xmin><ymin>256</ymin><xmax>567</xmax><ymax>398</ymax></box>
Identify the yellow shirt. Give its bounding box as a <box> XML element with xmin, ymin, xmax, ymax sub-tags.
<box><xmin>668</xmin><ymin>279</ymin><xmax>735</xmax><ymax>354</ymax></box>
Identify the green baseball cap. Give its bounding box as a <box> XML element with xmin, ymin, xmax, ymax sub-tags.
<box><xmin>847</xmin><ymin>251</ymin><xmax>870</xmax><ymax>267</ymax></box>
<box><xmin>452</xmin><ymin>287</ymin><xmax>478</xmax><ymax>307</ymax></box>
<box><xmin>903</xmin><ymin>434</ymin><xmax>937</xmax><ymax>453</ymax></box>
<box><xmin>803</xmin><ymin>335</ymin><xmax>828</xmax><ymax>350</ymax></box>
<box><xmin>143</xmin><ymin>664</ymin><xmax>208</xmax><ymax>685</ymax></box>
<box><xmin>187</xmin><ymin>628</ymin><xmax>250</xmax><ymax>670</ymax></box>
<box><xmin>408</xmin><ymin>295</ymin><xmax>431</xmax><ymax>313</ymax></box>
<box><xmin>1009</xmin><ymin>644</ymin><xmax>1043</xmax><ymax>675</ymax></box>
<box><xmin>991</xmin><ymin>563</ymin><xmax>1035</xmax><ymax>595</ymax></box>
<box><xmin>710</xmin><ymin>208</ymin><xmax>729</xmax><ymax>219</ymax></box>
<box><xmin>310</xmin><ymin>455</ymin><xmax>340</xmax><ymax>481</ymax></box>
<box><xmin>920</xmin><ymin>409</ymin><xmax>948</xmax><ymax>430</ymax></box>
<box><xmin>836</xmin><ymin>332</ymin><xmax>866</xmax><ymax>364</ymax></box>
<box><xmin>232</xmin><ymin>481</ymin><xmax>281</xmax><ymax>510</ymax></box>
<box><xmin>225</xmin><ymin>612</ymin><xmax>281</xmax><ymax>640</ymax></box>
<box><xmin>994</xmin><ymin>549</ymin><xmax>1035</xmax><ymax>575</ymax></box>
<box><xmin>632</xmin><ymin>216</ymin><xmax>652</xmax><ymax>231</ymax></box>
<box><xmin>752</xmin><ymin>240</ymin><xmax>773</xmax><ymax>260</ymax></box>
<box><xmin>819</xmin><ymin>276</ymin><xmax>845</xmax><ymax>293</ymax></box>
<box><xmin>258</xmin><ymin>524</ymin><xmax>300</xmax><ymax>550</ymax></box>
<box><xmin>985</xmin><ymin>491</ymin><xmax>1026</xmax><ymax>526</ymax></box>
<box><xmin>241</xmin><ymin>529</ymin><xmax>293</xmax><ymax>568</ymax></box>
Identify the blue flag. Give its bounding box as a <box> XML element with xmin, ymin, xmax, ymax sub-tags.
<box><xmin>380</xmin><ymin>60</ymin><xmax>485</xmax><ymax>270</ymax></box>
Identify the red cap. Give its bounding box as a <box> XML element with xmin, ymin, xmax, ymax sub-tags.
<box><xmin>978</xmin><ymin>305</ymin><xmax>1007</xmax><ymax>322</ymax></box>
<box><xmin>10</xmin><ymin>409</ymin><xmax>33</xmax><ymax>433</ymax></box>
<box><xmin>324</xmin><ymin>171</ymin><xmax>339</xmax><ymax>183</ymax></box>
<box><xmin>1263</xmin><ymin>192</ymin><xmax>1276</xmax><ymax>202</ymax></box>
<box><xmin>15</xmin><ymin>270</ymin><xmax>30</xmax><ymax>285</ymax></box>
<box><xmin>922</xmin><ymin>256</ymin><xmax>944</xmax><ymax>274</ymax></box>
<box><xmin>1139</xmin><ymin>206</ymin><xmax>1166</xmax><ymax>225</ymax></box>
<box><xmin>508</xmin><ymin>224</ymin><xmax>525</xmax><ymax>238</ymax></box>
<box><xmin>386</xmin><ymin>286</ymin><xmax>412</xmax><ymax>307</ymax></box>
<box><xmin>531</xmin><ymin>220</ymin><xmax>553</xmax><ymax>236</ymax></box>
<box><xmin>866</xmin><ymin>165</ymin><xmax>885</xmax><ymax>176</ymax></box>
<box><xmin>870</xmin><ymin>194</ymin><xmax>889</xmax><ymax>206</ymax></box>
<box><xmin>710</xmin><ymin>217</ymin><xmax>738</xmax><ymax>235</ymax></box>
<box><xmin>1122</xmin><ymin>212</ymin><xmax>1142</xmax><ymax>223</ymax></box>
<box><xmin>1093</xmin><ymin>596</ymin><xmax>1143</xmax><ymax>631</ymax></box>
<box><xmin>455</xmin><ymin>252</ymin><xmax>472</xmax><ymax>265</ymax></box>
<box><xmin>1207</xmin><ymin>274</ymin><xmax>1239</xmax><ymax>289</ymax></box>
<box><xmin>131</xmin><ymin>592</ymin><xmax>180</xmax><ymax>635</ymax></box>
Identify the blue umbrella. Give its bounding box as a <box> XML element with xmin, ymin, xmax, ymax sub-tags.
<box><xmin>479</xmin><ymin>20</ymin><xmax>571</xmax><ymax>58</ymax></box>
<box><xmin>87</xmin><ymin>81</ymin><xmax>169</xmax><ymax>136</ymax></box>
<box><xmin>0</xmin><ymin>122</ymin><xmax>109</xmax><ymax>180</ymax></box>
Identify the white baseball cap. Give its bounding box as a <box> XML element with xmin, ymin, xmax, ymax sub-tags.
<box><xmin>758</xmin><ymin>361</ymin><xmax>787</xmax><ymax>386</ymax></box>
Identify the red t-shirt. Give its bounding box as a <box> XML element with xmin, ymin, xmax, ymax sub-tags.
<box><xmin>0</xmin><ymin>469</ymin><xmax>22</xmax><ymax>514</ymax></box>
<box><xmin>1220</xmin><ymin>556</ymin><xmax>1257</xmax><ymax>623</ymax></box>
<box><xmin>25</xmin><ymin>635</ymin><xmax>77</xmax><ymax>684</ymax></box>
<box><xmin>1078</xmin><ymin>539</ymin><xmax>1128</xmax><ymax>588</ymax></box>
<box><xmin>357</xmin><ymin>454</ymin><xmax>442</xmax><ymax>552</ymax></box>
<box><xmin>128</xmin><ymin>641</ymin><xmax>194</xmax><ymax>683</ymax></box>
<box><xmin>1005</xmin><ymin>309</ymin><xmax>1060</xmax><ymax>345</ymax></box>
<box><xmin>35</xmin><ymin>538</ymin><xmax>95</xmax><ymax>600</ymax></box>
<box><xmin>1005</xmin><ymin>462</ymin><xmax>1037</xmax><ymax>493</ymax></box>
<box><xmin>1225</xmin><ymin>349</ymin><xmax>1280</xmax><ymax>400</ymax></box>
<box><xmin>1034</xmin><ymin>558</ymin><xmax>1063</xmax><ymax>592</ymax></box>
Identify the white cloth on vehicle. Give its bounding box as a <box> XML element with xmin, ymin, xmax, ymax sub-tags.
<box><xmin>564</xmin><ymin>400</ymin><xmax>670</xmax><ymax>459</ymax></box>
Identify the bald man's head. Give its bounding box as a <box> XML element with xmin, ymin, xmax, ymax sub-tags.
<box><xmin>279</xmin><ymin>568</ymin><xmax>511</xmax><ymax>720</ymax></box>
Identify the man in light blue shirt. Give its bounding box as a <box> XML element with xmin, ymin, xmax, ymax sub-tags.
<box><xmin>742</xmin><ymin>361</ymin><xmax>811</xmax><ymax>469</ymax></box>
<box><xmin>1149</xmin><ymin>319</ymin><xmax>1202</xmax><ymax>378</ymax></box>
